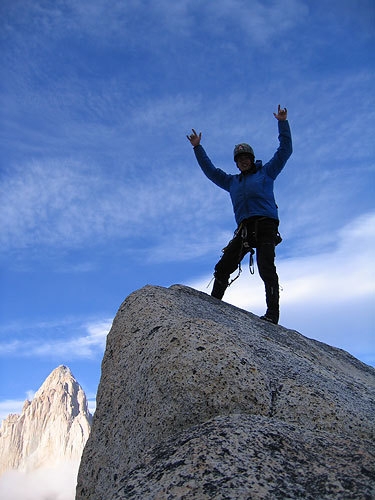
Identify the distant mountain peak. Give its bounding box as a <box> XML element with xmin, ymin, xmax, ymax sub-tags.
<box><xmin>0</xmin><ymin>365</ymin><xmax>92</xmax><ymax>475</ymax></box>
<box><xmin>36</xmin><ymin>364</ymin><xmax>74</xmax><ymax>390</ymax></box>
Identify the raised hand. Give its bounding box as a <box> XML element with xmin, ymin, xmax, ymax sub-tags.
<box><xmin>273</xmin><ymin>105</ymin><xmax>288</xmax><ymax>121</ymax></box>
<box><xmin>187</xmin><ymin>129</ymin><xmax>202</xmax><ymax>147</ymax></box>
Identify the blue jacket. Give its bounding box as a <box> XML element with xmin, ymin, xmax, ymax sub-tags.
<box><xmin>194</xmin><ymin>120</ymin><xmax>292</xmax><ymax>224</ymax></box>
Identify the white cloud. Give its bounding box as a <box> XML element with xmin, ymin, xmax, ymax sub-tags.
<box><xmin>26</xmin><ymin>390</ymin><xmax>35</xmax><ymax>401</ymax></box>
<box><xmin>0</xmin><ymin>318</ymin><xmax>112</xmax><ymax>360</ymax></box>
<box><xmin>31</xmin><ymin>318</ymin><xmax>112</xmax><ymax>358</ymax></box>
<box><xmin>0</xmin><ymin>149</ymin><xmax>232</xmax><ymax>255</ymax></box>
<box><xmin>144</xmin><ymin>228</ymin><xmax>233</xmax><ymax>264</ymax></box>
<box><xmin>0</xmin><ymin>399</ymin><xmax>25</xmax><ymax>422</ymax></box>
<box><xmin>205</xmin><ymin>0</ymin><xmax>309</xmax><ymax>46</ymax></box>
<box><xmin>87</xmin><ymin>397</ymin><xmax>97</xmax><ymax>415</ymax></box>
<box><xmin>133</xmin><ymin>93</ymin><xmax>199</xmax><ymax>129</ymax></box>
<box><xmin>0</xmin><ymin>462</ymin><xmax>79</xmax><ymax>500</ymax></box>
<box><xmin>277</xmin><ymin>212</ymin><xmax>375</xmax><ymax>305</ymax></box>
<box><xmin>0</xmin><ymin>390</ymin><xmax>35</xmax><ymax>422</ymax></box>
<box><xmin>10</xmin><ymin>0</ymin><xmax>308</xmax><ymax>48</ymax></box>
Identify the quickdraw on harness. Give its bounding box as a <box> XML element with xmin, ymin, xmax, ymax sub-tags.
<box><xmin>224</xmin><ymin>221</ymin><xmax>256</xmax><ymax>288</ymax></box>
<box><xmin>232</xmin><ymin>222</ymin><xmax>255</xmax><ymax>282</ymax></box>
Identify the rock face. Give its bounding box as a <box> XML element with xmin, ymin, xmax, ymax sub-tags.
<box><xmin>76</xmin><ymin>285</ymin><xmax>375</xmax><ymax>500</ymax></box>
<box><xmin>0</xmin><ymin>365</ymin><xmax>92</xmax><ymax>474</ymax></box>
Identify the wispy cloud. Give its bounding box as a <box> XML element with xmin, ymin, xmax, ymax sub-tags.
<box><xmin>204</xmin><ymin>0</ymin><xmax>309</xmax><ymax>46</ymax></box>
<box><xmin>0</xmin><ymin>149</ymin><xmax>231</xmax><ymax>255</ymax></box>
<box><xmin>1</xmin><ymin>0</ymin><xmax>310</xmax><ymax>48</ymax></box>
<box><xmin>0</xmin><ymin>390</ymin><xmax>35</xmax><ymax>421</ymax></box>
<box><xmin>87</xmin><ymin>397</ymin><xmax>97</xmax><ymax>415</ymax></box>
<box><xmin>0</xmin><ymin>399</ymin><xmax>26</xmax><ymax>421</ymax></box>
<box><xmin>0</xmin><ymin>318</ymin><xmax>112</xmax><ymax>360</ymax></box>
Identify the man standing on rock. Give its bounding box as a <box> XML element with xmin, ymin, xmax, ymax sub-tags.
<box><xmin>187</xmin><ymin>105</ymin><xmax>292</xmax><ymax>324</ymax></box>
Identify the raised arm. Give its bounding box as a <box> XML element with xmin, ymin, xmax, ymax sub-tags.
<box><xmin>187</xmin><ymin>129</ymin><xmax>231</xmax><ymax>192</ymax></box>
<box><xmin>265</xmin><ymin>106</ymin><xmax>292</xmax><ymax>179</ymax></box>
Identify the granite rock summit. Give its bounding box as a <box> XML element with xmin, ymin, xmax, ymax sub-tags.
<box><xmin>77</xmin><ymin>285</ymin><xmax>375</xmax><ymax>499</ymax></box>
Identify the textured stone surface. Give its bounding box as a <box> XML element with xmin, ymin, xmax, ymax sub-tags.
<box><xmin>76</xmin><ymin>285</ymin><xmax>375</xmax><ymax>500</ymax></box>
<box><xmin>115</xmin><ymin>415</ymin><xmax>375</xmax><ymax>500</ymax></box>
<box><xmin>0</xmin><ymin>365</ymin><xmax>92</xmax><ymax>474</ymax></box>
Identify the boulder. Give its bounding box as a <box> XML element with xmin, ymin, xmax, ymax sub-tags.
<box><xmin>76</xmin><ymin>285</ymin><xmax>375</xmax><ymax>499</ymax></box>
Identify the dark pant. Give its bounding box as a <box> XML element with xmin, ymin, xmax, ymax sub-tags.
<box><xmin>211</xmin><ymin>217</ymin><xmax>280</xmax><ymax>317</ymax></box>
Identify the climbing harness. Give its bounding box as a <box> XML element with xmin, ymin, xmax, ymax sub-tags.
<box><xmin>207</xmin><ymin>217</ymin><xmax>281</xmax><ymax>289</ymax></box>
<box><xmin>222</xmin><ymin>220</ymin><xmax>256</xmax><ymax>287</ymax></box>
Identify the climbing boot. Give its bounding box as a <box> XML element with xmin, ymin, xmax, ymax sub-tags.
<box><xmin>261</xmin><ymin>284</ymin><xmax>279</xmax><ymax>324</ymax></box>
<box><xmin>211</xmin><ymin>278</ymin><xmax>228</xmax><ymax>300</ymax></box>
<box><xmin>260</xmin><ymin>310</ymin><xmax>279</xmax><ymax>325</ymax></box>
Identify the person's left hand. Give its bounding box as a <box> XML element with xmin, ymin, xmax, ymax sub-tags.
<box><xmin>273</xmin><ymin>104</ymin><xmax>288</xmax><ymax>121</ymax></box>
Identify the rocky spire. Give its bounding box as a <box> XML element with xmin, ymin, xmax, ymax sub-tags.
<box><xmin>0</xmin><ymin>365</ymin><xmax>92</xmax><ymax>474</ymax></box>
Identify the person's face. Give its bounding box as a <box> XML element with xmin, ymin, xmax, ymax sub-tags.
<box><xmin>235</xmin><ymin>154</ymin><xmax>254</xmax><ymax>173</ymax></box>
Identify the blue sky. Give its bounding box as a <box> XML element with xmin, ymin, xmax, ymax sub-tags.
<box><xmin>0</xmin><ymin>0</ymin><xmax>374</xmax><ymax>420</ymax></box>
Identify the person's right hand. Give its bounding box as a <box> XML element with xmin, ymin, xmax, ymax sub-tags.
<box><xmin>273</xmin><ymin>104</ymin><xmax>288</xmax><ymax>121</ymax></box>
<box><xmin>187</xmin><ymin>129</ymin><xmax>202</xmax><ymax>147</ymax></box>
